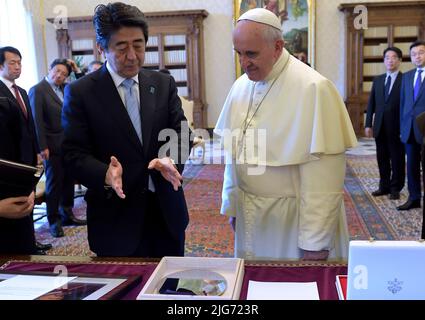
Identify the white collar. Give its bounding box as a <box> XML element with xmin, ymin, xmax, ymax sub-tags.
<box><xmin>386</xmin><ymin>70</ymin><xmax>399</xmax><ymax>77</ymax></box>
<box><xmin>0</xmin><ymin>76</ymin><xmax>15</xmax><ymax>89</ymax></box>
<box><xmin>261</xmin><ymin>48</ymin><xmax>290</xmax><ymax>84</ymax></box>
<box><xmin>106</xmin><ymin>61</ymin><xmax>139</xmax><ymax>88</ymax></box>
<box><xmin>45</xmin><ymin>76</ymin><xmax>60</xmax><ymax>89</ymax></box>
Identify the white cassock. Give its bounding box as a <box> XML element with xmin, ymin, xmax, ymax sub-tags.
<box><xmin>214</xmin><ymin>49</ymin><xmax>358</xmax><ymax>261</ymax></box>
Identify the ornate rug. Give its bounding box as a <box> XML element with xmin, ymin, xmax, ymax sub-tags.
<box><xmin>345</xmin><ymin>154</ymin><xmax>422</xmax><ymax>240</ymax></box>
<box><xmin>35</xmin><ymin>155</ymin><xmax>423</xmax><ymax>257</ymax></box>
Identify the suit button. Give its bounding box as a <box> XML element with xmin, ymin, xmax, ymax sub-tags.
<box><xmin>141</xmin><ymin>188</ymin><xmax>147</xmax><ymax>194</ymax></box>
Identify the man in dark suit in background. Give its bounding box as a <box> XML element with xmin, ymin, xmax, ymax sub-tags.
<box><xmin>0</xmin><ymin>97</ymin><xmax>37</xmax><ymax>254</ymax></box>
<box><xmin>29</xmin><ymin>59</ymin><xmax>86</xmax><ymax>238</ymax></box>
<box><xmin>61</xmin><ymin>2</ymin><xmax>191</xmax><ymax>257</ymax></box>
<box><xmin>0</xmin><ymin>46</ymin><xmax>46</xmax><ymax>254</ymax></box>
<box><xmin>87</xmin><ymin>60</ymin><xmax>103</xmax><ymax>74</ymax></box>
<box><xmin>399</xmin><ymin>41</ymin><xmax>425</xmax><ymax>210</ymax></box>
<box><xmin>365</xmin><ymin>47</ymin><xmax>405</xmax><ymax>201</ymax></box>
<box><xmin>415</xmin><ymin>112</ymin><xmax>425</xmax><ymax>239</ymax></box>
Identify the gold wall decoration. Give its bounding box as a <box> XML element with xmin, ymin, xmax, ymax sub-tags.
<box><xmin>233</xmin><ymin>0</ymin><xmax>316</xmax><ymax>78</ymax></box>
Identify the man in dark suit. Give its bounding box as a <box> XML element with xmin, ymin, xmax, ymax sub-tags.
<box><xmin>0</xmin><ymin>97</ymin><xmax>37</xmax><ymax>254</ymax></box>
<box><xmin>0</xmin><ymin>46</ymin><xmax>44</xmax><ymax>254</ymax></box>
<box><xmin>365</xmin><ymin>47</ymin><xmax>405</xmax><ymax>200</ymax></box>
<box><xmin>415</xmin><ymin>111</ymin><xmax>425</xmax><ymax>239</ymax></box>
<box><xmin>398</xmin><ymin>41</ymin><xmax>425</xmax><ymax>210</ymax></box>
<box><xmin>61</xmin><ymin>2</ymin><xmax>191</xmax><ymax>257</ymax></box>
<box><xmin>29</xmin><ymin>59</ymin><xmax>87</xmax><ymax>237</ymax></box>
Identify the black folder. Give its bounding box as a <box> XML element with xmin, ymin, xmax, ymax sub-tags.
<box><xmin>0</xmin><ymin>158</ymin><xmax>44</xmax><ymax>199</ymax></box>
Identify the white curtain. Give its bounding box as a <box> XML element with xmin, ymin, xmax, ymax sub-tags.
<box><xmin>0</xmin><ymin>0</ymin><xmax>38</xmax><ymax>91</ymax></box>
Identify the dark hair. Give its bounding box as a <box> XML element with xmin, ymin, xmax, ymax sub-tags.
<box><xmin>88</xmin><ymin>60</ymin><xmax>103</xmax><ymax>70</ymax></box>
<box><xmin>50</xmin><ymin>58</ymin><xmax>72</xmax><ymax>76</ymax></box>
<box><xmin>0</xmin><ymin>46</ymin><xmax>22</xmax><ymax>65</ymax></box>
<box><xmin>89</xmin><ymin>60</ymin><xmax>103</xmax><ymax>67</ymax></box>
<box><xmin>159</xmin><ymin>68</ymin><xmax>170</xmax><ymax>75</ymax></box>
<box><xmin>93</xmin><ymin>2</ymin><xmax>149</xmax><ymax>51</ymax></box>
<box><xmin>410</xmin><ymin>40</ymin><xmax>425</xmax><ymax>51</ymax></box>
<box><xmin>383</xmin><ymin>47</ymin><xmax>402</xmax><ymax>59</ymax></box>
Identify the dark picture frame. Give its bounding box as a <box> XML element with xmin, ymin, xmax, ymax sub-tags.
<box><xmin>0</xmin><ymin>270</ymin><xmax>140</xmax><ymax>300</ymax></box>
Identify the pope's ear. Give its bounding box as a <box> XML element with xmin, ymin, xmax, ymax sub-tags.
<box><xmin>275</xmin><ymin>39</ymin><xmax>285</xmax><ymax>52</ymax></box>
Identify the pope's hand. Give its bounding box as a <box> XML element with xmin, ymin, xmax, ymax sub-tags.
<box><xmin>105</xmin><ymin>156</ymin><xmax>125</xmax><ymax>199</ymax></box>
<box><xmin>229</xmin><ymin>216</ymin><xmax>236</xmax><ymax>232</ymax></box>
<box><xmin>148</xmin><ymin>157</ymin><xmax>182</xmax><ymax>191</ymax></box>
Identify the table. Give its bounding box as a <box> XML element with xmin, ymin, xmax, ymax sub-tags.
<box><xmin>0</xmin><ymin>255</ymin><xmax>347</xmax><ymax>300</ymax></box>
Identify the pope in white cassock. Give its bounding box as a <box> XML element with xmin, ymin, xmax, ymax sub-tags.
<box><xmin>214</xmin><ymin>8</ymin><xmax>357</xmax><ymax>261</ymax></box>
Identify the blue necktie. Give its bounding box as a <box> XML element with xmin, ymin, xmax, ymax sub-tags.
<box><xmin>121</xmin><ymin>79</ymin><xmax>142</xmax><ymax>144</ymax></box>
<box><xmin>384</xmin><ymin>75</ymin><xmax>391</xmax><ymax>101</ymax></box>
<box><xmin>414</xmin><ymin>69</ymin><xmax>423</xmax><ymax>101</ymax></box>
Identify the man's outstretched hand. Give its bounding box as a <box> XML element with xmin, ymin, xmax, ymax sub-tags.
<box><xmin>105</xmin><ymin>156</ymin><xmax>125</xmax><ymax>199</ymax></box>
<box><xmin>148</xmin><ymin>157</ymin><xmax>182</xmax><ymax>191</ymax></box>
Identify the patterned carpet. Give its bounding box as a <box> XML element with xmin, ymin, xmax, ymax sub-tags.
<box><xmin>34</xmin><ymin>153</ymin><xmax>423</xmax><ymax>257</ymax></box>
<box><xmin>345</xmin><ymin>154</ymin><xmax>422</xmax><ymax>240</ymax></box>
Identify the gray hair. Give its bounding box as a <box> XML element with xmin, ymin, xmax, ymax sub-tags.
<box><xmin>262</xmin><ymin>25</ymin><xmax>283</xmax><ymax>43</ymax></box>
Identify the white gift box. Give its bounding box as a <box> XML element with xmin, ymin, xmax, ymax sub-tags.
<box><xmin>347</xmin><ymin>240</ymin><xmax>425</xmax><ymax>300</ymax></box>
<box><xmin>137</xmin><ymin>257</ymin><xmax>244</xmax><ymax>300</ymax></box>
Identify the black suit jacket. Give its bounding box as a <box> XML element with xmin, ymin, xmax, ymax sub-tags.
<box><xmin>400</xmin><ymin>68</ymin><xmax>425</xmax><ymax>144</ymax></box>
<box><xmin>365</xmin><ymin>72</ymin><xmax>402</xmax><ymax>138</ymax></box>
<box><xmin>29</xmin><ymin>79</ymin><xmax>66</xmax><ymax>155</ymax></box>
<box><xmin>0</xmin><ymin>94</ymin><xmax>37</xmax><ymax>254</ymax></box>
<box><xmin>0</xmin><ymin>80</ymin><xmax>38</xmax><ymax>165</ymax></box>
<box><xmin>61</xmin><ymin>66</ymin><xmax>191</xmax><ymax>256</ymax></box>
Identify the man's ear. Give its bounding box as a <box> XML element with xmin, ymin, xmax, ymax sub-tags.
<box><xmin>97</xmin><ymin>43</ymin><xmax>106</xmax><ymax>59</ymax></box>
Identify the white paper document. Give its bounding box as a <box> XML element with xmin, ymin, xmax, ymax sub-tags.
<box><xmin>247</xmin><ymin>281</ymin><xmax>320</xmax><ymax>300</ymax></box>
<box><xmin>0</xmin><ymin>275</ymin><xmax>76</xmax><ymax>300</ymax></box>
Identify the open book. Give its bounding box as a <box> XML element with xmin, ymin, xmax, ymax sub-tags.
<box><xmin>0</xmin><ymin>158</ymin><xmax>44</xmax><ymax>199</ymax></box>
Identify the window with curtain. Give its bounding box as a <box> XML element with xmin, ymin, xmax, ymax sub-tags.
<box><xmin>0</xmin><ymin>0</ymin><xmax>38</xmax><ymax>91</ymax></box>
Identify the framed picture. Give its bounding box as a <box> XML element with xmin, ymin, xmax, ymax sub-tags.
<box><xmin>0</xmin><ymin>271</ymin><xmax>140</xmax><ymax>300</ymax></box>
<box><xmin>234</xmin><ymin>0</ymin><xmax>316</xmax><ymax>77</ymax></box>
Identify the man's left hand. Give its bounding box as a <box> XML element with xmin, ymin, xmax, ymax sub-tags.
<box><xmin>301</xmin><ymin>249</ymin><xmax>329</xmax><ymax>261</ymax></box>
<box><xmin>148</xmin><ymin>157</ymin><xmax>182</xmax><ymax>191</ymax></box>
<box><xmin>67</xmin><ymin>59</ymin><xmax>81</xmax><ymax>73</ymax></box>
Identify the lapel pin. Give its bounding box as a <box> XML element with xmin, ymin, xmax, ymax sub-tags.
<box><xmin>149</xmin><ymin>86</ymin><xmax>155</xmax><ymax>94</ymax></box>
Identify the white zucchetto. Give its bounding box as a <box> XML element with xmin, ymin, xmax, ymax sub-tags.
<box><xmin>237</xmin><ymin>8</ymin><xmax>282</xmax><ymax>31</ymax></box>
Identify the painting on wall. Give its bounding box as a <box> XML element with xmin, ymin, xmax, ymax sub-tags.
<box><xmin>234</xmin><ymin>0</ymin><xmax>316</xmax><ymax>76</ymax></box>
